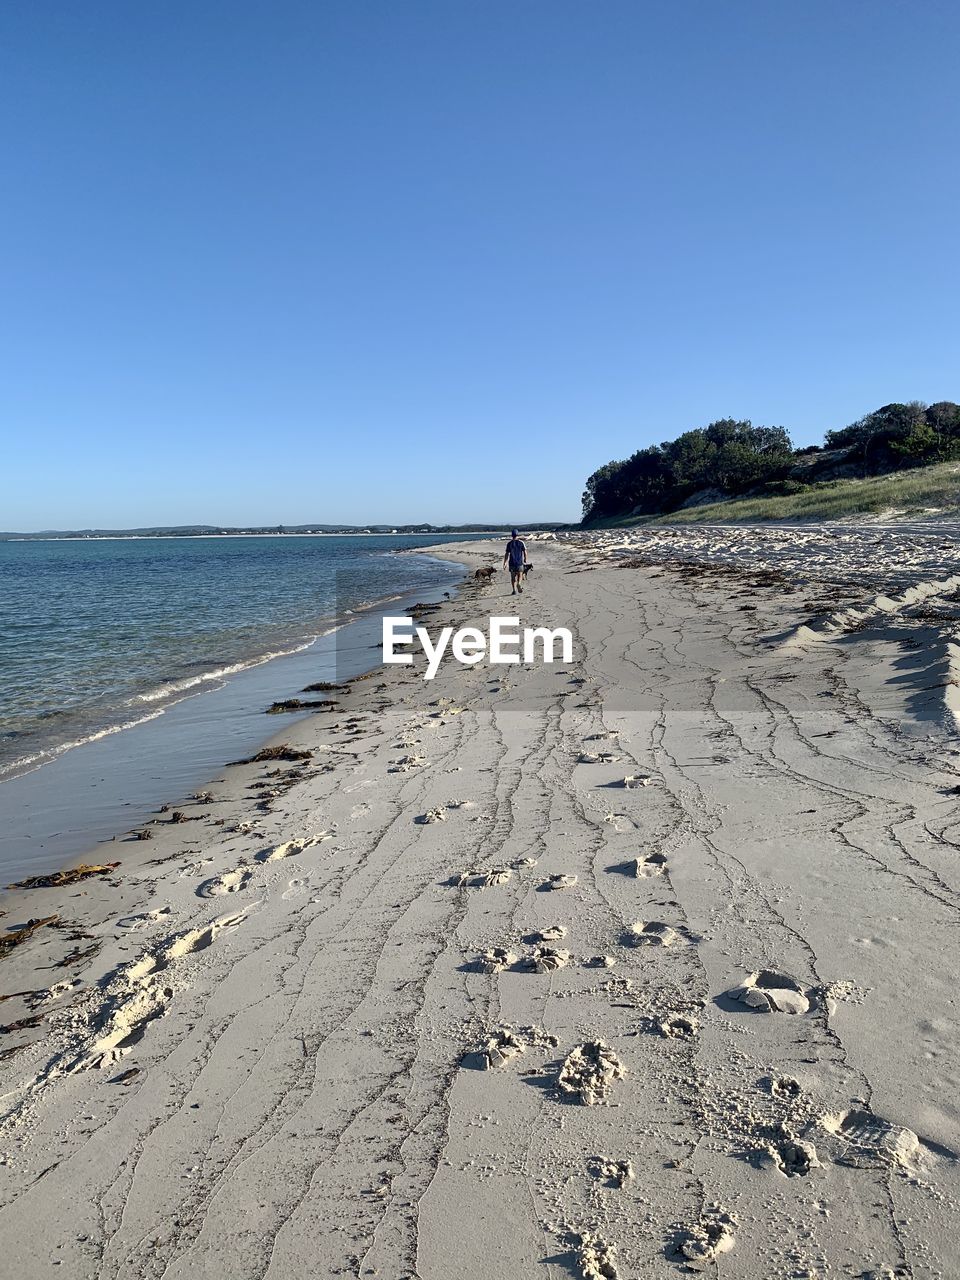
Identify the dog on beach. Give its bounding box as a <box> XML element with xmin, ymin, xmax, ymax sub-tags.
<box><xmin>474</xmin><ymin>564</ymin><xmax>532</xmax><ymax>585</ymax></box>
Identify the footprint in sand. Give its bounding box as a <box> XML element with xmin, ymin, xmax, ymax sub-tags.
<box><xmin>528</xmin><ymin>924</ymin><xmax>567</xmax><ymax>943</ymax></box>
<box><xmin>577</xmin><ymin>1234</ymin><xmax>619</xmax><ymax>1279</ymax></box>
<box><xmin>342</xmin><ymin>764</ymin><xmax>380</xmax><ymax>785</ymax></box>
<box><xmin>480</xmin><ymin>867</ymin><xmax>512</xmax><ymax>887</ymax></box>
<box><xmin>624</xmin><ymin>921</ymin><xmax>679</xmax><ymax>947</ymax></box>
<box><xmin>819</xmin><ymin>1108</ymin><xmax>920</xmax><ymax>1168</ymax></box>
<box><xmin>476</xmin><ymin>947</ymin><xmax>518</xmax><ymax>973</ymax></box>
<box><xmin>633</xmin><ymin>852</ymin><xmax>667</xmax><ymax>877</ymax></box>
<box><xmin>389</xmin><ymin>753</ymin><xmax>430</xmax><ymax>773</ymax></box>
<box><xmin>197</xmin><ymin>867</ymin><xmax>253</xmax><ymax>898</ymax></box>
<box><xmin>231</xmin><ymin>821</ymin><xmax>263</xmax><ymax>836</ymax></box>
<box><xmin>73</xmin><ymin>983</ymin><xmax>175</xmax><ymax>1072</ymax></box>
<box><xmin>164</xmin><ymin>907</ymin><xmax>252</xmax><ymax>959</ymax></box>
<box><xmin>594</xmin><ymin>1158</ymin><xmax>634</xmax><ymax>1188</ymax></box>
<box><xmin>524</xmin><ymin>946</ymin><xmax>570</xmax><ymax>974</ymax></box>
<box><xmin>658</xmin><ymin>1013</ymin><xmax>699</xmax><ymax>1038</ymax></box>
<box><xmin>542</xmin><ymin>874</ymin><xmax>578</xmax><ymax>891</ymax></box>
<box><xmin>609</xmin><ymin>854</ymin><xmax>666</xmax><ymax>878</ymax></box>
<box><xmin>116</xmin><ymin>907</ymin><xmax>173</xmax><ymax>931</ymax></box>
<box><xmin>257</xmin><ymin>833</ymin><xmax>332</xmax><ymax>863</ymax></box>
<box><xmin>454</xmin><ymin>867</ymin><xmax>513</xmax><ymax>889</ymax></box>
<box><xmin>674</xmin><ymin>1210</ymin><xmax>737</xmax><ymax>1270</ymax></box>
<box><xmin>71</xmin><ymin>907</ymin><xmax>252</xmax><ymax>1071</ymax></box>
<box><xmin>760</xmin><ymin>1135</ymin><xmax>819</xmax><ymax>1178</ymax></box>
<box><xmin>416</xmin><ymin>807</ymin><xmax>446</xmax><ymax>825</ymax></box>
<box><xmin>728</xmin><ymin>970</ymin><xmax>811</xmax><ymax>1014</ymax></box>
<box><xmin>282</xmin><ymin>876</ymin><xmax>311</xmax><ymax>901</ymax></box>
<box><xmin>179</xmin><ymin>859</ymin><xmax>213</xmax><ymax>878</ymax></box>
<box><xmin>768</xmin><ymin>1074</ymin><xmax>802</xmax><ymax>1099</ymax></box>
<box><xmin>473</xmin><ymin>1024</ymin><xmax>558</xmax><ymax>1070</ymax></box>
<box><xmin>558</xmin><ymin>1040</ymin><xmax>626</xmax><ymax>1105</ymax></box>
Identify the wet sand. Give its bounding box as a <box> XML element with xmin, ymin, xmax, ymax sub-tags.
<box><xmin>0</xmin><ymin>571</ymin><xmax>462</xmax><ymax>883</ymax></box>
<box><xmin>1</xmin><ymin>533</ymin><xmax>959</xmax><ymax>1278</ymax></box>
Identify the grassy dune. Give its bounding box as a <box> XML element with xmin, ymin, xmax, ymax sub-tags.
<box><xmin>602</xmin><ymin>461</ymin><xmax>960</xmax><ymax>526</ymax></box>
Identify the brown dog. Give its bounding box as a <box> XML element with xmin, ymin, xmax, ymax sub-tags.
<box><xmin>474</xmin><ymin>566</ymin><xmax>496</xmax><ymax>582</ymax></box>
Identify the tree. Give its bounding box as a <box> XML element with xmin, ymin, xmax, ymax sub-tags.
<box><xmin>826</xmin><ymin>402</ymin><xmax>926</xmax><ymax>466</ymax></box>
<box><xmin>582</xmin><ymin>449</ymin><xmax>677</xmax><ymax>521</ymax></box>
<box><xmin>661</xmin><ymin>430</ymin><xmax>714</xmax><ymax>493</ymax></box>
<box><xmin>926</xmin><ymin>402</ymin><xmax>960</xmax><ymax>434</ymax></box>
<box><xmin>661</xmin><ymin>420</ymin><xmax>792</xmax><ymax>497</ymax></box>
<box><xmin>618</xmin><ymin>448</ymin><xmax>677</xmax><ymax>515</ymax></box>
<box><xmin>582</xmin><ymin>459</ymin><xmax>628</xmax><ymax>521</ymax></box>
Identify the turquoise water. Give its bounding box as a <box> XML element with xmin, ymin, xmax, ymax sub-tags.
<box><xmin>0</xmin><ymin>534</ymin><xmax>471</xmax><ymax>780</ymax></box>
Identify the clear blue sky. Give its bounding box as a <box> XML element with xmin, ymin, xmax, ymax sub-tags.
<box><xmin>2</xmin><ymin>1</ymin><xmax>958</xmax><ymax>530</ymax></box>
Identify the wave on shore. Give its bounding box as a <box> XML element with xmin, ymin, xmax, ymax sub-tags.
<box><xmin>0</xmin><ymin>535</ymin><xmax>470</xmax><ymax>782</ymax></box>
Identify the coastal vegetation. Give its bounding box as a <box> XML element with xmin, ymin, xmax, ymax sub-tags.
<box><xmin>637</xmin><ymin>461</ymin><xmax>960</xmax><ymax>525</ymax></box>
<box><xmin>581</xmin><ymin>400</ymin><xmax>960</xmax><ymax>524</ymax></box>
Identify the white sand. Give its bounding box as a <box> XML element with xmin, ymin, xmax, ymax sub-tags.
<box><xmin>1</xmin><ymin>531</ymin><xmax>959</xmax><ymax>1278</ymax></box>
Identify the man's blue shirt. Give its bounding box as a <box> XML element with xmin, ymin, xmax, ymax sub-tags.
<box><xmin>506</xmin><ymin>537</ymin><xmax>526</xmax><ymax>568</ymax></box>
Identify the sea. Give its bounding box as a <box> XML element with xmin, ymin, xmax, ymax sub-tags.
<box><xmin>0</xmin><ymin>534</ymin><xmax>480</xmax><ymax>878</ymax></box>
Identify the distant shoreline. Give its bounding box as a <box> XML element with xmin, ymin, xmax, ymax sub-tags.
<box><xmin>1</xmin><ymin>526</ymin><xmax>568</xmax><ymax>542</ymax></box>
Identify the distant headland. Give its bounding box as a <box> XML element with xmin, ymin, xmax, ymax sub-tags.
<box><xmin>0</xmin><ymin>522</ymin><xmax>570</xmax><ymax>541</ymax></box>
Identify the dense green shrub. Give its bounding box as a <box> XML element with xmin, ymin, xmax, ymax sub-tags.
<box><xmin>582</xmin><ymin>400</ymin><xmax>959</xmax><ymax>523</ymax></box>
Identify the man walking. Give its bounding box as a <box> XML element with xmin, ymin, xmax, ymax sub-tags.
<box><xmin>503</xmin><ymin>528</ymin><xmax>527</xmax><ymax>594</ymax></box>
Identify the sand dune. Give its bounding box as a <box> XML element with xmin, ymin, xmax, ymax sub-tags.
<box><xmin>1</xmin><ymin>532</ymin><xmax>959</xmax><ymax>1277</ymax></box>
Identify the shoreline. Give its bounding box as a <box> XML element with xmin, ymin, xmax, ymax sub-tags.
<box><xmin>0</xmin><ymin>531</ymin><xmax>493</xmax><ymax>794</ymax></box>
<box><xmin>2</xmin><ymin>532</ymin><xmax>959</xmax><ymax>1277</ymax></box>
<box><xmin>1</xmin><ymin>530</ymin><xmax>527</xmax><ymax>543</ymax></box>
<box><xmin>0</xmin><ymin>552</ymin><xmax>473</xmax><ymax>882</ymax></box>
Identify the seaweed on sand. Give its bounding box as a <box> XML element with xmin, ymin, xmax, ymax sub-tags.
<box><xmin>0</xmin><ymin>915</ymin><xmax>59</xmax><ymax>960</ymax></box>
<box><xmin>231</xmin><ymin>744</ymin><xmax>314</xmax><ymax>764</ymax></box>
<box><xmin>266</xmin><ymin>699</ymin><xmax>338</xmax><ymax>714</ymax></box>
<box><xmin>8</xmin><ymin>863</ymin><xmax>119</xmax><ymax>890</ymax></box>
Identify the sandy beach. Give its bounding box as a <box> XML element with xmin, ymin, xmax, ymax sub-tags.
<box><xmin>2</xmin><ymin>532</ymin><xmax>959</xmax><ymax>1279</ymax></box>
